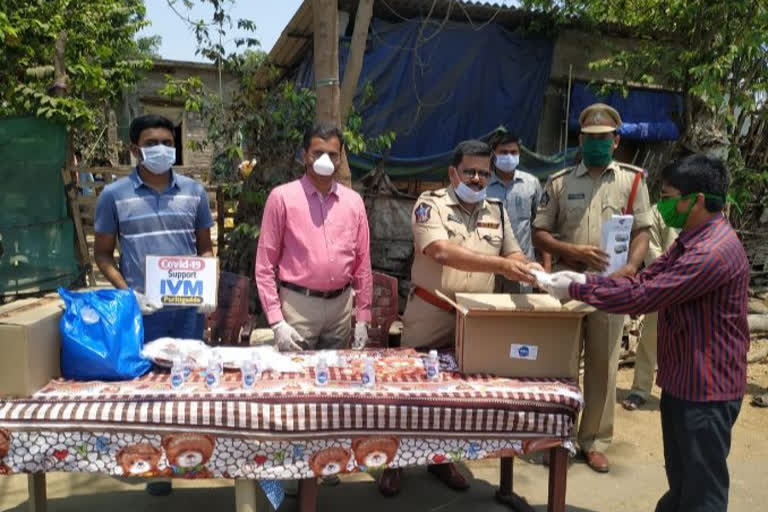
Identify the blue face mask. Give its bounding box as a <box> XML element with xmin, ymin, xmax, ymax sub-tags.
<box><xmin>495</xmin><ymin>154</ymin><xmax>519</xmax><ymax>173</ymax></box>
<box><xmin>454</xmin><ymin>182</ymin><xmax>487</xmax><ymax>204</ymax></box>
<box><xmin>140</xmin><ymin>145</ymin><xmax>176</xmax><ymax>174</ymax></box>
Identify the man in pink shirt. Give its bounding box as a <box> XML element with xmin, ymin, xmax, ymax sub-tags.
<box><xmin>255</xmin><ymin>122</ymin><xmax>372</xmax><ymax>351</ymax></box>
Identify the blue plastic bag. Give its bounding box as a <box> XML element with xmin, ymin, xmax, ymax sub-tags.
<box><xmin>58</xmin><ymin>288</ymin><xmax>152</xmax><ymax>380</ymax></box>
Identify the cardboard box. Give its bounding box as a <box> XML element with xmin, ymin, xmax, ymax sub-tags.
<box><xmin>145</xmin><ymin>255</ymin><xmax>219</xmax><ymax>308</ymax></box>
<box><xmin>0</xmin><ymin>294</ymin><xmax>63</xmax><ymax>397</ymax></box>
<box><xmin>449</xmin><ymin>293</ymin><xmax>594</xmax><ymax>379</ymax></box>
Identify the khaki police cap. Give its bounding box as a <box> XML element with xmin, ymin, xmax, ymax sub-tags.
<box><xmin>579</xmin><ymin>103</ymin><xmax>622</xmax><ymax>134</ymax></box>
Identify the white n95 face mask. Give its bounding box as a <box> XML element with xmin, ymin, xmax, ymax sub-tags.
<box><xmin>455</xmin><ymin>182</ymin><xmax>487</xmax><ymax>204</ymax></box>
<box><xmin>140</xmin><ymin>145</ymin><xmax>176</xmax><ymax>174</ymax></box>
<box><xmin>312</xmin><ymin>153</ymin><xmax>336</xmax><ymax>176</ymax></box>
<box><xmin>495</xmin><ymin>154</ymin><xmax>519</xmax><ymax>173</ymax></box>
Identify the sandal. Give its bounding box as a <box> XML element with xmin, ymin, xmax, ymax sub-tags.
<box><xmin>621</xmin><ymin>393</ymin><xmax>646</xmax><ymax>411</ymax></box>
<box><xmin>751</xmin><ymin>393</ymin><xmax>768</xmax><ymax>408</ymax></box>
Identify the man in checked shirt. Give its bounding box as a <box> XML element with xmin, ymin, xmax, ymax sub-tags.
<box><xmin>255</xmin><ymin>121</ymin><xmax>373</xmax><ymax>352</ymax></box>
<box><xmin>543</xmin><ymin>154</ymin><xmax>749</xmax><ymax>512</ymax></box>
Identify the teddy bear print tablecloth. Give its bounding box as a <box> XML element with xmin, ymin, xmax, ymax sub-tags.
<box><xmin>0</xmin><ymin>349</ymin><xmax>582</xmax><ymax>480</ymax></box>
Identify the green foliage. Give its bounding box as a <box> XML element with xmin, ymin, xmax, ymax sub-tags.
<box><xmin>521</xmin><ymin>0</ymin><xmax>768</xmax><ymax>222</ymax></box>
<box><xmin>166</xmin><ymin>0</ymin><xmax>397</xmax><ymax>294</ymax></box>
<box><xmin>0</xmin><ymin>0</ymin><xmax>154</xmax><ymax>129</ymax></box>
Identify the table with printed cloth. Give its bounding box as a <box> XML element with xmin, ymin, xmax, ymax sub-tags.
<box><xmin>0</xmin><ymin>348</ymin><xmax>582</xmax><ymax>512</ymax></box>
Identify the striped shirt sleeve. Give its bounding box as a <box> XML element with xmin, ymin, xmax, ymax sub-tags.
<box><xmin>570</xmin><ymin>245</ymin><xmax>732</xmax><ymax>316</ymax></box>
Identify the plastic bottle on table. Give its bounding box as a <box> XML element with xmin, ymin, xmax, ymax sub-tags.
<box><xmin>182</xmin><ymin>355</ymin><xmax>195</xmax><ymax>379</ymax></box>
<box><xmin>426</xmin><ymin>350</ymin><xmax>440</xmax><ymax>381</ymax></box>
<box><xmin>254</xmin><ymin>353</ymin><xmax>264</xmax><ymax>378</ymax></box>
<box><xmin>212</xmin><ymin>351</ymin><xmax>224</xmax><ymax>376</ymax></box>
<box><xmin>170</xmin><ymin>355</ymin><xmax>184</xmax><ymax>390</ymax></box>
<box><xmin>361</xmin><ymin>356</ymin><xmax>376</xmax><ymax>388</ymax></box>
<box><xmin>241</xmin><ymin>359</ymin><xmax>256</xmax><ymax>389</ymax></box>
<box><xmin>315</xmin><ymin>355</ymin><xmax>329</xmax><ymax>386</ymax></box>
<box><xmin>205</xmin><ymin>355</ymin><xmax>220</xmax><ymax>389</ymax></box>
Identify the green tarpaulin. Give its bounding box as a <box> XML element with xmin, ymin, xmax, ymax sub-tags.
<box><xmin>0</xmin><ymin>117</ymin><xmax>80</xmax><ymax>296</ymax></box>
<box><xmin>349</xmin><ymin>127</ymin><xmax>579</xmax><ymax>181</ymax></box>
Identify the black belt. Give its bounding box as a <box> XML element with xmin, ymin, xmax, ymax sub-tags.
<box><xmin>280</xmin><ymin>281</ymin><xmax>351</xmax><ymax>299</ymax></box>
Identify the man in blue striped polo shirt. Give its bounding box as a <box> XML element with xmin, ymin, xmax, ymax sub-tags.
<box><xmin>94</xmin><ymin>114</ymin><xmax>214</xmax><ymax>496</ymax></box>
<box><xmin>94</xmin><ymin>114</ymin><xmax>215</xmax><ymax>342</ymax></box>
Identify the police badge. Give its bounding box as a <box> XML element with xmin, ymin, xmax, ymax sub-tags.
<box><xmin>414</xmin><ymin>202</ymin><xmax>432</xmax><ymax>223</ymax></box>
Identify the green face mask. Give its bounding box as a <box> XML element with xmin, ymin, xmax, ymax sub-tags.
<box><xmin>656</xmin><ymin>194</ymin><xmax>697</xmax><ymax>229</ymax></box>
<box><xmin>581</xmin><ymin>137</ymin><xmax>614</xmax><ymax>167</ymax></box>
<box><xmin>656</xmin><ymin>193</ymin><xmax>726</xmax><ymax>229</ymax></box>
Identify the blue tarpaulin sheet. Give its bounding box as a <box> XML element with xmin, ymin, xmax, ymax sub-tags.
<box><xmin>295</xmin><ymin>18</ymin><xmax>554</xmax><ymax>159</ymax></box>
<box><xmin>568</xmin><ymin>81</ymin><xmax>683</xmax><ymax>141</ymax></box>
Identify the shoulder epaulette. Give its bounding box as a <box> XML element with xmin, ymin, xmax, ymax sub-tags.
<box><xmin>485</xmin><ymin>196</ymin><xmax>502</xmax><ymax>203</ymax></box>
<box><xmin>549</xmin><ymin>167</ymin><xmax>575</xmax><ymax>180</ymax></box>
<box><xmin>427</xmin><ymin>188</ymin><xmax>447</xmax><ymax>197</ymax></box>
<box><xmin>617</xmin><ymin>162</ymin><xmax>646</xmax><ymax>175</ymax></box>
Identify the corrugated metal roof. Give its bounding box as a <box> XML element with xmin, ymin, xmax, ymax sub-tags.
<box><xmin>254</xmin><ymin>0</ymin><xmax>534</xmax><ymax>89</ymax></box>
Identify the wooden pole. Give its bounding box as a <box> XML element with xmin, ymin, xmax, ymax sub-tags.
<box><xmin>312</xmin><ymin>0</ymin><xmax>352</xmax><ymax>188</ymax></box>
<box><xmin>340</xmin><ymin>0</ymin><xmax>373</xmax><ymax>124</ymax></box>
<box><xmin>312</xmin><ymin>0</ymin><xmax>341</xmax><ymax>125</ymax></box>
<box><xmin>51</xmin><ymin>31</ymin><xmax>96</xmax><ymax>287</ymax></box>
<box><xmin>52</xmin><ymin>32</ymin><xmax>69</xmax><ymax>95</ymax></box>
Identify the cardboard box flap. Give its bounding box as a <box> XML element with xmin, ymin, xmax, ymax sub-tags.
<box><xmin>455</xmin><ymin>293</ymin><xmax>564</xmax><ymax>312</ymax></box>
<box><xmin>561</xmin><ymin>300</ymin><xmax>596</xmax><ymax>314</ymax></box>
<box><xmin>453</xmin><ymin>293</ymin><xmax>596</xmax><ymax>316</ymax></box>
<box><xmin>0</xmin><ymin>296</ymin><xmax>63</xmax><ymax>326</ymax></box>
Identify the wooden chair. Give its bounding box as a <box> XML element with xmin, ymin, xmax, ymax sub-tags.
<box><xmin>204</xmin><ymin>271</ymin><xmax>251</xmax><ymax>346</ymax></box>
<box><xmin>353</xmin><ymin>271</ymin><xmax>399</xmax><ymax>348</ymax></box>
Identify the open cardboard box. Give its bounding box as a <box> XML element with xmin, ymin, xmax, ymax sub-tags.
<box><xmin>438</xmin><ymin>292</ymin><xmax>594</xmax><ymax>379</ymax></box>
<box><xmin>0</xmin><ymin>294</ymin><xmax>63</xmax><ymax>397</ymax></box>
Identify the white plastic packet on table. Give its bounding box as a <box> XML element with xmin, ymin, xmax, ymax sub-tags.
<box><xmin>141</xmin><ymin>338</ymin><xmax>211</xmax><ymax>368</ymax></box>
<box><xmin>302</xmin><ymin>350</ymin><xmax>346</xmax><ymax>368</ymax></box>
<box><xmin>142</xmin><ymin>338</ymin><xmax>304</xmax><ymax>373</ymax></box>
<box><xmin>211</xmin><ymin>345</ymin><xmax>302</xmax><ymax>373</ymax></box>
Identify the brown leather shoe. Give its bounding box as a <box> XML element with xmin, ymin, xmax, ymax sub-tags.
<box><xmin>427</xmin><ymin>463</ymin><xmax>470</xmax><ymax>491</ymax></box>
<box><xmin>584</xmin><ymin>450</ymin><xmax>610</xmax><ymax>473</ymax></box>
<box><xmin>378</xmin><ymin>468</ymin><xmax>402</xmax><ymax>497</ymax></box>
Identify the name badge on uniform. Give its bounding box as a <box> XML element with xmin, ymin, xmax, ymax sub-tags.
<box><xmin>477</xmin><ymin>222</ymin><xmax>500</xmax><ymax>229</ymax></box>
<box><xmin>414</xmin><ymin>203</ymin><xmax>432</xmax><ymax>223</ymax></box>
<box><xmin>568</xmin><ymin>193</ymin><xmax>586</xmax><ymax>200</ymax></box>
<box><xmin>447</xmin><ymin>214</ymin><xmax>462</xmax><ymax>224</ymax></box>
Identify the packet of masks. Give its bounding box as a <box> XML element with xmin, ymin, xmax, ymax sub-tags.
<box><xmin>601</xmin><ymin>214</ymin><xmax>634</xmax><ymax>275</ymax></box>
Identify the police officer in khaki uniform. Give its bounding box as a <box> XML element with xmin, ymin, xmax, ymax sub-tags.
<box><xmin>622</xmin><ymin>201</ymin><xmax>679</xmax><ymax>411</ymax></box>
<box><xmin>378</xmin><ymin>140</ymin><xmax>542</xmax><ymax>497</ymax></box>
<box><xmin>532</xmin><ymin>103</ymin><xmax>652</xmax><ymax>473</ymax></box>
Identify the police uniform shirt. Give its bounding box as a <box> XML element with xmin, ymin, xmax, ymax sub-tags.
<box><xmin>410</xmin><ymin>186</ymin><xmax>521</xmax><ymax>297</ymax></box>
<box><xmin>533</xmin><ymin>160</ymin><xmax>652</xmax><ymax>269</ymax></box>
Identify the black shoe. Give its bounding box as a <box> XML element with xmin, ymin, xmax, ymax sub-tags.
<box><xmin>146</xmin><ymin>481</ymin><xmax>172</xmax><ymax>496</ymax></box>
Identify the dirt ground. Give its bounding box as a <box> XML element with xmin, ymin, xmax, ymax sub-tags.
<box><xmin>1</xmin><ymin>364</ymin><xmax>767</xmax><ymax>512</ymax></box>
<box><xmin>610</xmin><ymin>359</ymin><xmax>768</xmax><ymax>464</ymax></box>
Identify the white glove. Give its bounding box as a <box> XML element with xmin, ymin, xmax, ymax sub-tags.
<box><xmin>542</xmin><ymin>271</ymin><xmax>587</xmax><ymax>300</ymax></box>
<box><xmin>197</xmin><ymin>304</ymin><xmax>216</xmax><ymax>315</ymax></box>
<box><xmin>272</xmin><ymin>321</ymin><xmax>306</xmax><ymax>352</ymax></box>
<box><xmin>353</xmin><ymin>322</ymin><xmax>369</xmax><ymax>350</ymax></box>
<box><xmin>133</xmin><ymin>290</ymin><xmax>162</xmax><ymax>315</ymax></box>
